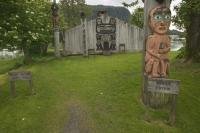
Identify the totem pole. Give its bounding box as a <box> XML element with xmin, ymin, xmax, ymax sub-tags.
<box><xmin>142</xmin><ymin>0</ymin><xmax>171</xmax><ymax>105</ymax></box>
<box><xmin>142</xmin><ymin>0</ymin><xmax>180</xmax><ymax>125</ymax></box>
<box><xmin>80</xmin><ymin>11</ymin><xmax>88</xmax><ymax>57</ymax></box>
<box><xmin>145</xmin><ymin>6</ymin><xmax>171</xmax><ymax>78</ymax></box>
<box><xmin>51</xmin><ymin>0</ymin><xmax>60</xmax><ymax>57</ymax></box>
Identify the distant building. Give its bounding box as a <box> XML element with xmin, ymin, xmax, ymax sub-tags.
<box><xmin>63</xmin><ymin>9</ymin><xmax>143</xmax><ymax>55</ymax></box>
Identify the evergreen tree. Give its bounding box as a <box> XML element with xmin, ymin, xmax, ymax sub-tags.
<box><xmin>60</xmin><ymin>0</ymin><xmax>91</xmax><ymax>28</ymax></box>
<box><xmin>173</xmin><ymin>0</ymin><xmax>200</xmax><ymax>62</ymax></box>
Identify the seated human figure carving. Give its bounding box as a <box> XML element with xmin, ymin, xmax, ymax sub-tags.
<box><xmin>145</xmin><ymin>6</ymin><xmax>171</xmax><ymax>78</ymax></box>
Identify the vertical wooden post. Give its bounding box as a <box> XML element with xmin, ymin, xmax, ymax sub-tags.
<box><xmin>52</xmin><ymin>0</ymin><xmax>60</xmax><ymax>58</ymax></box>
<box><xmin>81</xmin><ymin>14</ymin><xmax>88</xmax><ymax>57</ymax></box>
<box><xmin>142</xmin><ymin>0</ymin><xmax>171</xmax><ymax>105</ymax></box>
<box><xmin>169</xmin><ymin>94</ymin><xmax>177</xmax><ymax>125</ymax></box>
<box><xmin>84</xmin><ymin>18</ymin><xmax>88</xmax><ymax>56</ymax></box>
<box><xmin>54</xmin><ymin>28</ymin><xmax>61</xmax><ymax>57</ymax></box>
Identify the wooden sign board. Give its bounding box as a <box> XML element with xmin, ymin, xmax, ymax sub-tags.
<box><xmin>147</xmin><ymin>78</ymin><xmax>180</xmax><ymax>95</ymax></box>
<box><xmin>9</xmin><ymin>71</ymin><xmax>32</xmax><ymax>81</ymax></box>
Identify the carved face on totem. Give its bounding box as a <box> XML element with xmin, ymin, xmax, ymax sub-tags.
<box><xmin>149</xmin><ymin>6</ymin><xmax>171</xmax><ymax>35</ymax></box>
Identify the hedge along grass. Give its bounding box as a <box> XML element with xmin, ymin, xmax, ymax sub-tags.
<box><xmin>0</xmin><ymin>52</ymin><xmax>199</xmax><ymax>133</ymax></box>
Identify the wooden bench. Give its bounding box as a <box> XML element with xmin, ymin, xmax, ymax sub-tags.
<box><xmin>8</xmin><ymin>71</ymin><xmax>34</xmax><ymax>97</ymax></box>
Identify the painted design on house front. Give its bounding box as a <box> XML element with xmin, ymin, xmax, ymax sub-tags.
<box><xmin>96</xmin><ymin>17</ymin><xmax>116</xmax><ymax>51</ymax></box>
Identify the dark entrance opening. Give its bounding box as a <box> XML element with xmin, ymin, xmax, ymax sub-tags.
<box><xmin>103</xmin><ymin>41</ymin><xmax>111</xmax><ymax>55</ymax></box>
<box><xmin>103</xmin><ymin>41</ymin><xmax>110</xmax><ymax>51</ymax></box>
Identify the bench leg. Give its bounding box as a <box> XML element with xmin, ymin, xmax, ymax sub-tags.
<box><xmin>10</xmin><ymin>81</ymin><xmax>16</xmax><ymax>97</ymax></box>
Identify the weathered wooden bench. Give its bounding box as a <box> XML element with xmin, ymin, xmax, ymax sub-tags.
<box><xmin>8</xmin><ymin>71</ymin><xmax>34</xmax><ymax>97</ymax></box>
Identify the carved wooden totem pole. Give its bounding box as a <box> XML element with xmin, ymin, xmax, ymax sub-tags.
<box><xmin>145</xmin><ymin>6</ymin><xmax>171</xmax><ymax>78</ymax></box>
<box><xmin>80</xmin><ymin>11</ymin><xmax>88</xmax><ymax>57</ymax></box>
<box><xmin>51</xmin><ymin>0</ymin><xmax>60</xmax><ymax>57</ymax></box>
<box><xmin>142</xmin><ymin>1</ymin><xmax>171</xmax><ymax>105</ymax></box>
<box><xmin>142</xmin><ymin>0</ymin><xmax>180</xmax><ymax>125</ymax></box>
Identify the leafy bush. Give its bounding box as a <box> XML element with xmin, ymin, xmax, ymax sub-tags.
<box><xmin>0</xmin><ymin>0</ymin><xmax>53</xmax><ymax>63</ymax></box>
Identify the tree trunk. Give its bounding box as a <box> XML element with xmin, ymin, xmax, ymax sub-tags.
<box><xmin>23</xmin><ymin>46</ymin><xmax>32</xmax><ymax>64</ymax></box>
<box><xmin>186</xmin><ymin>13</ymin><xmax>200</xmax><ymax>62</ymax></box>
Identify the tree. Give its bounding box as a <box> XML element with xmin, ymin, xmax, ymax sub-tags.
<box><xmin>173</xmin><ymin>0</ymin><xmax>200</xmax><ymax>62</ymax></box>
<box><xmin>122</xmin><ymin>0</ymin><xmax>144</xmax><ymax>28</ymax></box>
<box><xmin>60</xmin><ymin>0</ymin><xmax>91</xmax><ymax>28</ymax></box>
<box><xmin>0</xmin><ymin>0</ymin><xmax>52</xmax><ymax>64</ymax></box>
<box><xmin>130</xmin><ymin>7</ymin><xmax>144</xmax><ymax>28</ymax></box>
<box><xmin>122</xmin><ymin>0</ymin><xmax>138</xmax><ymax>8</ymax></box>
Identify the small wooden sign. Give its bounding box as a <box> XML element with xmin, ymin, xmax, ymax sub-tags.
<box><xmin>9</xmin><ymin>71</ymin><xmax>32</xmax><ymax>81</ymax></box>
<box><xmin>8</xmin><ymin>71</ymin><xmax>33</xmax><ymax>97</ymax></box>
<box><xmin>147</xmin><ymin>78</ymin><xmax>180</xmax><ymax>95</ymax></box>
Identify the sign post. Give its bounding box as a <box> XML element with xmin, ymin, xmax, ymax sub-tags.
<box><xmin>147</xmin><ymin>78</ymin><xmax>180</xmax><ymax>125</ymax></box>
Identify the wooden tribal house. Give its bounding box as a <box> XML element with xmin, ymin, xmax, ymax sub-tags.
<box><xmin>63</xmin><ymin>9</ymin><xmax>143</xmax><ymax>55</ymax></box>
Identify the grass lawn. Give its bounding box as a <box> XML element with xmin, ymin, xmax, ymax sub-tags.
<box><xmin>0</xmin><ymin>58</ymin><xmax>23</xmax><ymax>75</ymax></box>
<box><xmin>0</xmin><ymin>52</ymin><xmax>199</xmax><ymax>133</ymax></box>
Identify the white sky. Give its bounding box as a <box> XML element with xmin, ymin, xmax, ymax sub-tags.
<box><xmin>55</xmin><ymin>0</ymin><xmax>182</xmax><ymax>30</ymax></box>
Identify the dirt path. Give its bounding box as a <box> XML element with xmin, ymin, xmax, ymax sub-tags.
<box><xmin>64</xmin><ymin>101</ymin><xmax>94</xmax><ymax>133</ymax></box>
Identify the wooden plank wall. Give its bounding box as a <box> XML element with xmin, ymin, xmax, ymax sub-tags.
<box><xmin>63</xmin><ymin>17</ymin><xmax>144</xmax><ymax>55</ymax></box>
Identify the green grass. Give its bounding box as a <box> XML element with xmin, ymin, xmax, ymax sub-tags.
<box><xmin>0</xmin><ymin>58</ymin><xmax>23</xmax><ymax>74</ymax></box>
<box><xmin>0</xmin><ymin>52</ymin><xmax>199</xmax><ymax>133</ymax></box>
